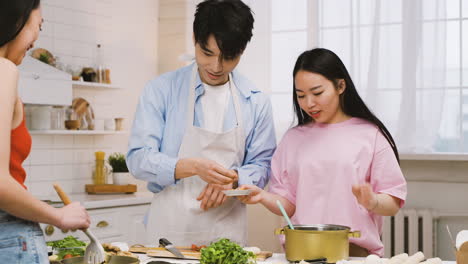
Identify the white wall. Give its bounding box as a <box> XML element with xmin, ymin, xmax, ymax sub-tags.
<box><xmin>24</xmin><ymin>0</ymin><xmax>159</xmax><ymax>197</ymax></box>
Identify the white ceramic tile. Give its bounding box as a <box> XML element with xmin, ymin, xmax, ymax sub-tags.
<box><xmin>52</xmin><ymin>149</ymin><xmax>74</xmax><ymax>164</ymax></box>
<box><xmin>34</xmin><ymin>36</ymin><xmax>54</xmax><ymax>52</ymax></box>
<box><xmin>95</xmin><ymin>1</ymin><xmax>113</xmax><ymax>17</ymax></box>
<box><xmin>73</xmin><ymin>136</ymin><xmax>94</xmax><ymax>148</ymax></box>
<box><xmin>54</xmin><ymin>38</ymin><xmax>74</xmax><ymax>56</ymax></box>
<box><xmin>53</xmin><ymin>135</ymin><xmax>74</xmax><ymax>149</ymax></box>
<box><xmin>29</xmin><ymin>149</ymin><xmax>53</xmax><ymax>165</ymax></box>
<box><xmin>54</xmin><ymin>7</ymin><xmax>78</xmax><ymax>25</ymax></box>
<box><xmin>92</xmin><ymin>135</ymin><xmax>112</xmax><ymax>148</ymax></box>
<box><xmin>73</xmin><ymin>164</ymin><xmax>93</xmax><ymax>179</ymax></box>
<box><xmin>52</xmin><ymin>165</ymin><xmax>74</xmax><ymax>180</ymax></box>
<box><xmin>31</xmin><ymin>135</ymin><xmax>54</xmax><ymax>149</ymax></box>
<box><xmin>70</xmin><ymin>178</ymin><xmax>91</xmax><ymax>194</ymax></box>
<box><xmin>28</xmin><ymin>181</ymin><xmax>56</xmax><ymax>197</ymax></box>
<box><xmin>29</xmin><ymin>165</ymin><xmax>53</xmax><ymax>182</ymax></box>
<box><xmin>75</xmin><ymin>11</ymin><xmax>96</xmax><ymax>28</ymax></box>
<box><xmin>41</xmin><ymin>4</ymin><xmax>55</xmax><ymax>21</ymax></box>
<box><xmin>74</xmin><ymin>149</ymin><xmax>94</xmax><ymax>164</ymax></box>
<box><xmin>53</xmin><ymin>23</ymin><xmax>75</xmax><ymax>40</ymax></box>
<box><xmin>40</xmin><ymin>21</ymin><xmax>55</xmax><ymax>37</ymax></box>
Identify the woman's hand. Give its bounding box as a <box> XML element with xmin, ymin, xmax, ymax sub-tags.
<box><xmin>237</xmin><ymin>185</ymin><xmax>264</xmax><ymax>204</ymax></box>
<box><xmin>55</xmin><ymin>202</ymin><xmax>90</xmax><ymax>230</ymax></box>
<box><xmin>352</xmin><ymin>183</ymin><xmax>378</xmax><ymax>211</ymax></box>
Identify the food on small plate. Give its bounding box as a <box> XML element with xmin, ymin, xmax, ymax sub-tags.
<box><xmin>102</xmin><ymin>243</ymin><xmax>138</xmax><ymax>258</ymax></box>
<box><xmin>223</xmin><ymin>189</ymin><xmax>252</xmax><ymax>196</ymax></box>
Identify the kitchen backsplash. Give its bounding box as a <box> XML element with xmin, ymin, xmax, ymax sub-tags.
<box><xmin>24</xmin><ymin>134</ymin><xmax>119</xmax><ymax>197</ymax></box>
<box><xmin>23</xmin><ymin>0</ymin><xmax>158</xmax><ymax>197</ymax></box>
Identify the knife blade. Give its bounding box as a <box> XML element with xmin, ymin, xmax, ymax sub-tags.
<box><xmin>159</xmin><ymin>238</ymin><xmax>185</xmax><ymax>258</ymax></box>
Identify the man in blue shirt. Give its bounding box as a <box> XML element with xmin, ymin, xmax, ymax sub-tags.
<box><xmin>127</xmin><ymin>0</ymin><xmax>276</xmax><ymax>246</ymax></box>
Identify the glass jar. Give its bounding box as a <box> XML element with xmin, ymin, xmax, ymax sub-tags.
<box><xmin>50</xmin><ymin>106</ymin><xmax>66</xmax><ymax>130</ymax></box>
<box><xmin>92</xmin><ymin>151</ymin><xmax>111</xmax><ymax>185</ymax></box>
<box><xmin>30</xmin><ymin>106</ymin><xmax>52</xmax><ymax>130</ymax></box>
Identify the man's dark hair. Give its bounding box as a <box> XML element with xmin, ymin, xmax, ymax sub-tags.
<box><xmin>0</xmin><ymin>0</ymin><xmax>41</xmax><ymax>47</ymax></box>
<box><xmin>193</xmin><ymin>0</ymin><xmax>254</xmax><ymax>60</ymax></box>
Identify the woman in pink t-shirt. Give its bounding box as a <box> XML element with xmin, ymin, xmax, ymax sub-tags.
<box><xmin>239</xmin><ymin>48</ymin><xmax>407</xmax><ymax>256</ymax></box>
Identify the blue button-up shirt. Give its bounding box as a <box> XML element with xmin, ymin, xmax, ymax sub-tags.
<box><xmin>127</xmin><ymin>63</ymin><xmax>277</xmax><ymax>193</ymax></box>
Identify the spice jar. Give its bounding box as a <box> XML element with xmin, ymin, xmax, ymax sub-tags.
<box><xmin>92</xmin><ymin>151</ymin><xmax>111</xmax><ymax>185</ymax></box>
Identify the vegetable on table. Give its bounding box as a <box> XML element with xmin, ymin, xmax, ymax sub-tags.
<box><xmin>200</xmin><ymin>238</ymin><xmax>255</xmax><ymax>264</ymax></box>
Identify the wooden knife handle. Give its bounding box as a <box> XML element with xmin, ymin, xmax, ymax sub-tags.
<box><xmin>53</xmin><ymin>184</ymin><xmax>72</xmax><ymax>205</ymax></box>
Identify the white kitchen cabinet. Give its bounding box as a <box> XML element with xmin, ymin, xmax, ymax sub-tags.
<box><xmin>17</xmin><ymin>56</ymin><xmax>72</xmax><ymax>106</ymax></box>
<box><xmin>41</xmin><ymin>204</ymin><xmax>150</xmax><ymax>245</ymax></box>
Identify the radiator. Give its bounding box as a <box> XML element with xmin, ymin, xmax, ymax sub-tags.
<box><xmin>382</xmin><ymin>209</ymin><xmax>438</xmax><ymax>258</ymax></box>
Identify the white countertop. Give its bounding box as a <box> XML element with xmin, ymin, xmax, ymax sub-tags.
<box><xmin>135</xmin><ymin>254</ymin><xmax>457</xmax><ymax>264</ymax></box>
<box><xmin>136</xmin><ymin>253</ymin><xmax>290</xmax><ymax>264</ymax></box>
<box><xmin>37</xmin><ymin>191</ymin><xmax>154</xmax><ymax>209</ymax></box>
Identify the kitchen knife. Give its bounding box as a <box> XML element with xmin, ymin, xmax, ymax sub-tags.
<box><xmin>159</xmin><ymin>238</ymin><xmax>185</xmax><ymax>258</ymax></box>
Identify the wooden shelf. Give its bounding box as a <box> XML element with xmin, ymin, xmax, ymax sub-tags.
<box><xmin>29</xmin><ymin>130</ymin><xmax>128</xmax><ymax>135</ymax></box>
<box><xmin>71</xmin><ymin>81</ymin><xmax>122</xmax><ymax>90</ymax></box>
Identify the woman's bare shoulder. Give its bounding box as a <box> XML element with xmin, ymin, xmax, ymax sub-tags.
<box><xmin>0</xmin><ymin>58</ymin><xmax>19</xmax><ymax>77</ymax></box>
<box><xmin>0</xmin><ymin>58</ymin><xmax>19</xmax><ymax>87</ymax></box>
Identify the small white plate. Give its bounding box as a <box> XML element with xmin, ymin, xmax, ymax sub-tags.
<box><xmin>223</xmin><ymin>189</ymin><xmax>252</xmax><ymax>196</ymax></box>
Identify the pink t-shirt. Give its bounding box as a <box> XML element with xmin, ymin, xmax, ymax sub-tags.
<box><xmin>269</xmin><ymin>117</ymin><xmax>407</xmax><ymax>256</ymax></box>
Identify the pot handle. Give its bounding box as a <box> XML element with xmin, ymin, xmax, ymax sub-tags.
<box><xmin>275</xmin><ymin>228</ymin><xmax>285</xmax><ymax>235</ymax></box>
<box><xmin>349</xmin><ymin>230</ymin><xmax>361</xmax><ymax>238</ymax></box>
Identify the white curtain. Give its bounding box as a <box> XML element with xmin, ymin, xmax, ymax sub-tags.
<box><xmin>319</xmin><ymin>0</ymin><xmax>449</xmax><ymax>153</ymax></box>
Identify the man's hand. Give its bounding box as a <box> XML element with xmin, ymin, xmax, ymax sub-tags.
<box><xmin>196</xmin><ymin>182</ymin><xmax>234</xmax><ymax>210</ymax></box>
<box><xmin>352</xmin><ymin>183</ymin><xmax>378</xmax><ymax>211</ymax></box>
<box><xmin>193</xmin><ymin>158</ymin><xmax>237</xmax><ymax>184</ymax></box>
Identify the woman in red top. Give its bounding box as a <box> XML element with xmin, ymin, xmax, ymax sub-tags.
<box><xmin>0</xmin><ymin>0</ymin><xmax>90</xmax><ymax>262</ymax></box>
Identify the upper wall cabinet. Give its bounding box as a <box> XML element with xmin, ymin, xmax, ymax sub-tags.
<box><xmin>17</xmin><ymin>56</ymin><xmax>72</xmax><ymax>106</ymax></box>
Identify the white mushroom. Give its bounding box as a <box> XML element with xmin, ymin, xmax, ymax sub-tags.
<box><xmin>401</xmin><ymin>251</ymin><xmax>425</xmax><ymax>264</ymax></box>
<box><xmin>365</xmin><ymin>254</ymin><xmax>381</xmax><ymax>264</ymax></box>
<box><xmin>389</xmin><ymin>253</ymin><xmax>409</xmax><ymax>264</ymax></box>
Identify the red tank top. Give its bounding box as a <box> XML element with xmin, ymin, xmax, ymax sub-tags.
<box><xmin>10</xmin><ymin>109</ymin><xmax>32</xmax><ymax>189</ymax></box>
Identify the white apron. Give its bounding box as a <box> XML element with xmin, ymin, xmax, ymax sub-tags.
<box><xmin>146</xmin><ymin>66</ymin><xmax>247</xmax><ymax>246</ymax></box>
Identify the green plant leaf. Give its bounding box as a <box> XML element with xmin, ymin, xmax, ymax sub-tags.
<box><xmin>107</xmin><ymin>152</ymin><xmax>129</xmax><ymax>173</ymax></box>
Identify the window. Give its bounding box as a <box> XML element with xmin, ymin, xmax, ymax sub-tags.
<box><xmin>317</xmin><ymin>0</ymin><xmax>468</xmax><ymax>153</ymax></box>
<box><xmin>270</xmin><ymin>0</ymin><xmax>309</xmax><ymax>139</ymax></box>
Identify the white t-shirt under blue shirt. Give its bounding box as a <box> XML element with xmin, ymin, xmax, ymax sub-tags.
<box><xmin>200</xmin><ymin>81</ymin><xmax>231</xmax><ymax>133</ymax></box>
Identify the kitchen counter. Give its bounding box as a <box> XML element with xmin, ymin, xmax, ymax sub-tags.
<box><xmin>37</xmin><ymin>191</ymin><xmax>154</xmax><ymax>209</ymax></box>
<box><xmin>134</xmin><ymin>254</ymin><xmax>456</xmax><ymax>264</ymax></box>
<box><xmin>136</xmin><ymin>253</ymin><xmax>290</xmax><ymax>264</ymax></box>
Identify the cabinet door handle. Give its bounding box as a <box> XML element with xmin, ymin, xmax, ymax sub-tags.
<box><xmin>96</xmin><ymin>221</ymin><xmax>109</xmax><ymax>228</ymax></box>
<box><xmin>45</xmin><ymin>225</ymin><xmax>55</xmax><ymax>236</ymax></box>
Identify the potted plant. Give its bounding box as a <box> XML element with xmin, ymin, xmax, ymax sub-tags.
<box><xmin>108</xmin><ymin>153</ymin><xmax>130</xmax><ymax>185</ymax></box>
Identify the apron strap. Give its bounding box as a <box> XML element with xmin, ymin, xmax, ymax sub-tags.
<box><xmin>186</xmin><ymin>65</ymin><xmax>244</xmax><ymax>133</ymax></box>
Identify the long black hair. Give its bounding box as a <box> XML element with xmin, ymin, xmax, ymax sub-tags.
<box><xmin>193</xmin><ymin>0</ymin><xmax>254</xmax><ymax>60</ymax></box>
<box><xmin>293</xmin><ymin>48</ymin><xmax>400</xmax><ymax>163</ymax></box>
<box><xmin>0</xmin><ymin>0</ymin><xmax>41</xmax><ymax>47</ymax></box>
